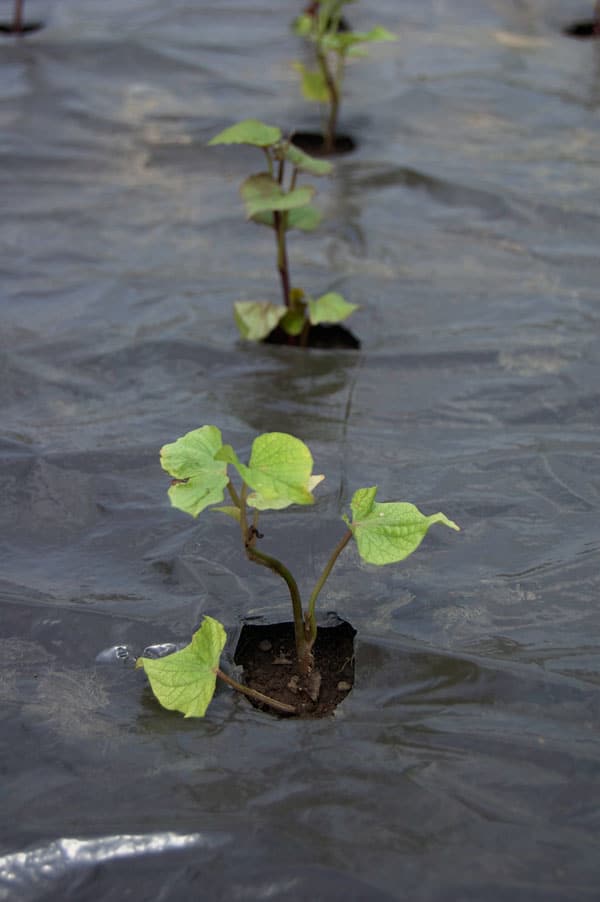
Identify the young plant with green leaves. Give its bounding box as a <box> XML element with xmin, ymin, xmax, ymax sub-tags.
<box><xmin>137</xmin><ymin>426</ymin><xmax>460</xmax><ymax>718</ymax></box>
<box><xmin>294</xmin><ymin>0</ymin><xmax>396</xmax><ymax>153</ymax></box>
<box><xmin>208</xmin><ymin>119</ymin><xmax>357</xmax><ymax>344</ymax></box>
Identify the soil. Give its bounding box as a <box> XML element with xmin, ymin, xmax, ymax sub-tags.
<box><xmin>233</xmin><ymin>619</ymin><xmax>356</xmax><ymax>718</ymax></box>
<box><xmin>264</xmin><ymin>322</ymin><xmax>360</xmax><ymax>349</ymax></box>
<box><xmin>0</xmin><ymin>21</ymin><xmax>43</xmax><ymax>34</ymax></box>
<box><xmin>563</xmin><ymin>20</ymin><xmax>600</xmax><ymax>38</ymax></box>
<box><xmin>290</xmin><ymin>131</ymin><xmax>356</xmax><ymax>157</ymax></box>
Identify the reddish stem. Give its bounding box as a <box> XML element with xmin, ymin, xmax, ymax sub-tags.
<box><xmin>13</xmin><ymin>0</ymin><xmax>24</xmax><ymax>32</ymax></box>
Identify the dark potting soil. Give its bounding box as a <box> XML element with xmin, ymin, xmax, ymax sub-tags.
<box><xmin>234</xmin><ymin>620</ymin><xmax>356</xmax><ymax>718</ymax></box>
<box><xmin>0</xmin><ymin>21</ymin><xmax>43</xmax><ymax>33</ymax></box>
<box><xmin>290</xmin><ymin>131</ymin><xmax>356</xmax><ymax>157</ymax></box>
<box><xmin>264</xmin><ymin>322</ymin><xmax>360</xmax><ymax>349</ymax></box>
<box><xmin>563</xmin><ymin>20</ymin><xmax>600</xmax><ymax>38</ymax></box>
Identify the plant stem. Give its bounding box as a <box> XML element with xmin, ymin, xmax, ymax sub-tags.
<box><xmin>245</xmin><ymin>543</ymin><xmax>306</xmax><ymax>655</ymax></box>
<box><xmin>273</xmin><ymin>158</ymin><xmax>291</xmax><ymax>308</ymax></box>
<box><xmin>238</xmin><ymin>482</ymin><xmax>249</xmax><ymax>539</ymax></box>
<box><xmin>215</xmin><ymin>668</ymin><xmax>297</xmax><ymax>714</ymax></box>
<box><xmin>227</xmin><ymin>480</ymin><xmax>241</xmax><ymax>509</ymax></box>
<box><xmin>237</xmin><ymin>483</ymin><xmax>309</xmax><ymax>669</ymax></box>
<box><xmin>305</xmin><ymin>528</ymin><xmax>352</xmax><ymax>643</ymax></box>
<box><xmin>317</xmin><ymin>48</ymin><xmax>340</xmax><ymax>153</ymax></box>
<box><xmin>299</xmin><ymin>318</ymin><xmax>311</xmax><ymax>348</ymax></box>
<box><xmin>13</xmin><ymin>0</ymin><xmax>23</xmax><ymax>32</ymax></box>
<box><xmin>262</xmin><ymin>147</ymin><xmax>273</xmax><ymax>177</ymax></box>
<box><xmin>274</xmin><ymin>212</ymin><xmax>291</xmax><ymax>308</ymax></box>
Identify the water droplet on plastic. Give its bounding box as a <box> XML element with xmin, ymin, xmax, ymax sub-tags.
<box><xmin>141</xmin><ymin>643</ymin><xmax>178</xmax><ymax>659</ymax></box>
<box><xmin>96</xmin><ymin>645</ymin><xmax>134</xmax><ymax>664</ymax></box>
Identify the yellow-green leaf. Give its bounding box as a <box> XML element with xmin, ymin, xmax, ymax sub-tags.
<box><xmin>234</xmin><ymin>300</ymin><xmax>287</xmax><ymax>341</ymax></box>
<box><xmin>293</xmin><ymin>62</ymin><xmax>330</xmax><ymax>103</ymax></box>
<box><xmin>136</xmin><ymin>617</ymin><xmax>227</xmax><ymax>718</ymax></box>
<box><xmin>280</xmin><ymin>306</ymin><xmax>307</xmax><ymax>336</ymax></box>
<box><xmin>349</xmin><ymin>487</ymin><xmax>460</xmax><ymax>565</ymax></box>
<box><xmin>160</xmin><ymin>426</ymin><xmax>229</xmax><ymax>518</ymax></box>
<box><xmin>240</xmin><ymin>173</ymin><xmax>315</xmax><ymax>218</ymax></box>
<box><xmin>208</xmin><ymin>119</ymin><xmax>281</xmax><ymax>148</ymax></box>
<box><xmin>228</xmin><ymin>433</ymin><xmax>325</xmax><ymax>511</ymax></box>
<box><xmin>281</xmin><ymin>142</ymin><xmax>333</xmax><ymax>176</ymax></box>
<box><xmin>251</xmin><ymin>205</ymin><xmax>322</xmax><ymax>232</ymax></box>
<box><xmin>308</xmin><ymin>292</ymin><xmax>358</xmax><ymax>325</ymax></box>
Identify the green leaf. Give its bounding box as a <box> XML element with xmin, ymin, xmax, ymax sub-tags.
<box><xmin>234</xmin><ymin>300</ymin><xmax>287</xmax><ymax>341</ymax></box>
<box><xmin>349</xmin><ymin>487</ymin><xmax>460</xmax><ymax>565</ymax></box>
<box><xmin>229</xmin><ymin>433</ymin><xmax>325</xmax><ymax>511</ymax></box>
<box><xmin>361</xmin><ymin>25</ymin><xmax>397</xmax><ymax>43</ymax></box>
<box><xmin>287</xmin><ymin>205</ymin><xmax>323</xmax><ymax>231</ymax></box>
<box><xmin>279</xmin><ymin>288</ymin><xmax>307</xmax><ymax>336</ymax></box>
<box><xmin>308</xmin><ymin>292</ymin><xmax>358</xmax><ymax>325</ymax></box>
<box><xmin>280</xmin><ymin>306</ymin><xmax>307</xmax><ymax>336</ymax></box>
<box><xmin>349</xmin><ymin>486</ymin><xmax>377</xmax><ymax>521</ymax></box>
<box><xmin>292</xmin><ymin>13</ymin><xmax>314</xmax><ymax>37</ymax></box>
<box><xmin>251</xmin><ymin>205</ymin><xmax>322</xmax><ymax>232</ymax></box>
<box><xmin>280</xmin><ymin>142</ymin><xmax>333</xmax><ymax>176</ymax></box>
<box><xmin>322</xmin><ymin>26</ymin><xmax>396</xmax><ymax>54</ymax></box>
<box><xmin>160</xmin><ymin>426</ymin><xmax>229</xmax><ymax>517</ymax></box>
<box><xmin>240</xmin><ymin>174</ymin><xmax>315</xmax><ymax>218</ymax></box>
<box><xmin>208</xmin><ymin>119</ymin><xmax>281</xmax><ymax>148</ymax></box>
<box><xmin>136</xmin><ymin>616</ymin><xmax>227</xmax><ymax>718</ymax></box>
<box><xmin>316</xmin><ymin>0</ymin><xmax>356</xmax><ymax>36</ymax></box>
<box><xmin>214</xmin><ymin>443</ymin><xmax>240</xmax><ymax>467</ymax></box>
<box><xmin>293</xmin><ymin>63</ymin><xmax>330</xmax><ymax>103</ymax></box>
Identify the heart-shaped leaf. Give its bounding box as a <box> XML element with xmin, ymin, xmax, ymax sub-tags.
<box><xmin>245</xmin><ymin>433</ymin><xmax>325</xmax><ymax>509</ymax></box>
<box><xmin>234</xmin><ymin>300</ymin><xmax>287</xmax><ymax>341</ymax></box>
<box><xmin>280</xmin><ymin>142</ymin><xmax>333</xmax><ymax>176</ymax></box>
<box><xmin>136</xmin><ymin>616</ymin><xmax>227</xmax><ymax>718</ymax></box>
<box><xmin>161</xmin><ymin>426</ymin><xmax>229</xmax><ymax>517</ymax></box>
<box><xmin>219</xmin><ymin>433</ymin><xmax>324</xmax><ymax>510</ymax></box>
<box><xmin>251</xmin><ymin>205</ymin><xmax>322</xmax><ymax>232</ymax></box>
<box><xmin>293</xmin><ymin>63</ymin><xmax>330</xmax><ymax>102</ymax></box>
<box><xmin>322</xmin><ymin>26</ymin><xmax>396</xmax><ymax>55</ymax></box>
<box><xmin>240</xmin><ymin>174</ymin><xmax>315</xmax><ymax>218</ymax></box>
<box><xmin>208</xmin><ymin>119</ymin><xmax>281</xmax><ymax>148</ymax></box>
<box><xmin>280</xmin><ymin>306</ymin><xmax>307</xmax><ymax>336</ymax></box>
<box><xmin>308</xmin><ymin>292</ymin><xmax>358</xmax><ymax>325</ymax></box>
<box><xmin>292</xmin><ymin>13</ymin><xmax>313</xmax><ymax>37</ymax></box>
<box><xmin>348</xmin><ymin>487</ymin><xmax>460</xmax><ymax>565</ymax></box>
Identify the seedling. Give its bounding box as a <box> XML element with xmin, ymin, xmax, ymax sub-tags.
<box><xmin>570</xmin><ymin>1</ymin><xmax>600</xmax><ymax>36</ymax></box>
<box><xmin>12</xmin><ymin>0</ymin><xmax>22</xmax><ymax>31</ymax></box>
<box><xmin>137</xmin><ymin>426</ymin><xmax>460</xmax><ymax>717</ymax></box>
<box><xmin>0</xmin><ymin>0</ymin><xmax>42</xmax><ymax>34</ymax></box>
<box><xmin>294</xmin><ymin>1</ymin><xmax>350</xmax><ymax>33</ymax></box>
<box><xmin>293</xmin><ymin>0</ymin><xmax>396</xmax><ymax>153</ymax></box>
<box><xmin>208</xmin><ymin>119</ymin><xmax>357</xmax><ymax>345</ymax></box>
<box><xmin>1</xmin><ymin>0</ymin><xmax>23</xmax><ymax>32</ymax></box>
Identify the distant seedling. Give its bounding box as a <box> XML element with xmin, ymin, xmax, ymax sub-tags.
<box><xmin>208</xmin><ymin>119</ymin><xmax>358</xmax><ymax>345</ymax></box>
<box><xmin>0</xmin><ymin>0</ymin><xmax>42</xmax><ymax>34</ymax></box>
<box><xmin>293</xmin><ymin>0</ymin><xmax>396</xmax><ymax>154</ymax></box>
